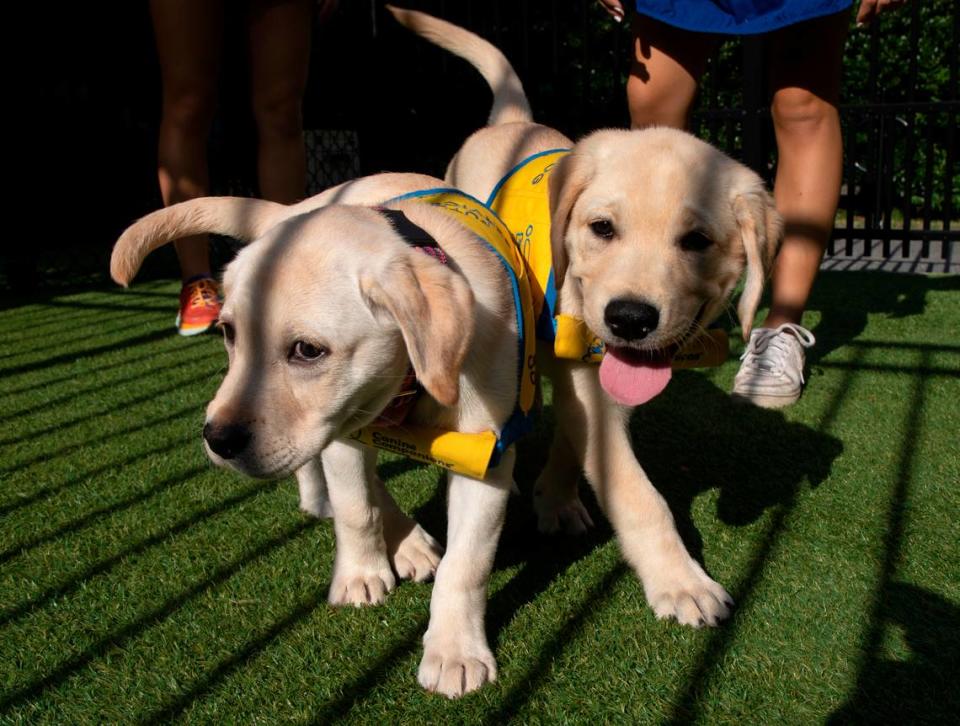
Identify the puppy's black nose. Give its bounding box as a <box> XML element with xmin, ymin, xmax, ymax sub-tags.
<box><xmin>604</xmin><ymin>298</ymin><xmax>660</xmax><ymax>341</ymax></box>
<box><xmin>203</xmin><ymin>421</ymin><xmax>251</xmax><ymax>460</ymax></box>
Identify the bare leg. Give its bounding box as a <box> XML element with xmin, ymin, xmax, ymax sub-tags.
<box><xmin>627</xmin><ymin>14</ymin><xmax>719</xmax><ymax>129</ymax></box>
<box><xmin>763</xmin><ymin>11</ymin><xmax>848</xmax><ymax>327</ymax></box>
<box><xmin>247</xmin><ymin>0</ymin><xmax>311</xmax><ymax>203</ymax></box>
<box><xmin>150</xmin><ymin>0</ymin><xmax>222</xmax><ymax>279</ymax></box>
<box><xmin>418</xmin><ymin>449</ymin><xmax>514</xmax><ymax>698</ymax></box>
<box><xmin>533</xmin><ymin>426</ymin><xmax>594</xmax><ymax>535</ymax></box>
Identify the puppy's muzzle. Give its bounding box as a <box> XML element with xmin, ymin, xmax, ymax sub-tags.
<box><xmin>604</xmin><ymin>298</ymin><xmax>660</xmax><ymax>342</ymax></box>
<box><xmin>203</xmin><ymin>421</ymin><xmax>252</xmax><ymax>460</ymax></box>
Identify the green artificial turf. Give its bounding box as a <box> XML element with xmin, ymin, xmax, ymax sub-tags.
<box><xmin>1</xmin><ymin>272</ymin><xmax>958</xmax><ymax>724</ymax></box>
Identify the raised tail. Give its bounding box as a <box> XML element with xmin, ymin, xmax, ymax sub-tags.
<box><xmin>386</xmin><ymin>5</ymin><xmax>532</xmax><ymax>126</ymax></box>
<box><xmin>110</xmin><ymin>197</ymin><xmax>287</xmax><ymax>286</ymax></box>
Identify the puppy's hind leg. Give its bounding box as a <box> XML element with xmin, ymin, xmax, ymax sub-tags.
<box><xmin>417</xmin><ymin>448</ymin><xmax>514</xmax><ymax>699</ymax></box>
<box><xmin>375</xmin><ymin>476</ymin><xmax>444</xmax><ymax>583</ymax></box>
<box><xmin>323</xmin><ymin>440</ymin><xmax>396</xmax><ymax>607</ymax></box>
<box><xmin>533</xmin><ymin>426</ymin><xmax>595</xmax><ymax>535</ymax></box>
<box><xmin>299</xmin><ymin>451</ymin><xmax>442</xmax><ymax>580</ymax></box>
<box><xmin>296</xmin><ymin>459</ymin><xmax>333</xmax><ymax>519</ymax></box>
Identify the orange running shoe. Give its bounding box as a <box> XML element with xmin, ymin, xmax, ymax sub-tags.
<box><xmin>176</xmin><ymin>275</ymin><xmax>221</xmax><ymax>336</ymax></box>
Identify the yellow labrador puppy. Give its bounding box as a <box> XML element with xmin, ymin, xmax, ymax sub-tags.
<box><xmin>111</xmin><ymin>173</ymin><xmax>525</xmax><ymax>697</ymax></box>
<box><xmin>390</xmin><ymin>7</ymin><xmax>782</xmax><ymax>627</ymax></box>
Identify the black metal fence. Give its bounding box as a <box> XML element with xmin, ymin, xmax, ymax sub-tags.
<box><xmin>685</xmin><ymin>0</ymin><xmax>959</xmax><ymax>272</ymax></box>
<box><xmin>10</xmin><ymin>0</ymin><xmax>958</xmax><ymax>291</ymax></box>
<box><xmin>308</xmin><ymin>0</ymin><xmax>958</xmax><ymax>272</ymax></box>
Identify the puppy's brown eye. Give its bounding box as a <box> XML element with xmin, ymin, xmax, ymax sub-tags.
<box><xmin>590</xmin><ymin>219</ymin><xmax>615</xmax><ymax>240</ymax></box>
<box><xmin>679</xmin><ymin>230</ymin><xmax>713</xmax><ymax>252</ymax></box>
<box><xmin>219</xmin><ymin>322</ymin><xmax>235</xmax><ymax>344</ymax></box>
<box><xmin>290</xmin><ymin>341</ymin><xmax>328</xmax><ymax>362</ymax></box>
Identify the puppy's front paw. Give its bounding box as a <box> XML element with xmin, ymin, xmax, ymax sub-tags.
<box><xmin>533</xmin><ymin>488</ymin><xmax>594</xmax><ymax>535</ymax></box>
<box><xmin>644</xmin><ymin>558</ymin><xmax>733</xmax><ymax>627</ymax></box>
<box><xmin>417</xmin><ymin>634</ymin><xmax>497</xmax><ymax>699</ymax></box>
<box><xmin>328</xmin><ymin>558</ymin><xmax>396</xmax><ymax>607</ymax></box>
<box><xmin>389</xmin><ymin>524</ymin><xmax>443</xmax><ymax>582</ymax></box>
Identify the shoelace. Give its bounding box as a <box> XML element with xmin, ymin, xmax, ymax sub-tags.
<box><xmin>187</xmin><ymin>279</ymin><xmax>220</xmax><ymax>309</ymax></box>
<box><xmin>739</xmin><ymin>323</ymin><xmax>816</xmax><ymax>382</ymax></box>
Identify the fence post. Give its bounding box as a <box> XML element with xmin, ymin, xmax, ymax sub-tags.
<box><xmin>741</xmin><ymin>36</ymin><xmax>765</xmax><ymax>175</ymax></box>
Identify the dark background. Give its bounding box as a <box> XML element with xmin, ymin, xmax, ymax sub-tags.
<box><xmin>10</xmin><ymin>0</ymin><xmax>958</xmax><ymax>291</ymax></box>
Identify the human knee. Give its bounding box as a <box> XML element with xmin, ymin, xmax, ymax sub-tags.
<box><xmin>253</xmin><ymin>87</ymin><xmax>304</xmax><ymax>140</ymax></box>
<box><xmin>161</xmin><ymin>87</ymin><xmax>216</xmax><ymax>133</ymax></box>
<box><xmin>771</xmin><ymin>87</ymin><xmax>836</xmax><ymax>131</ymax></box>
<box><xmin>627</xmin><ymin>75</ymin><xmax>689</xmax><ymax>129</ymax></box>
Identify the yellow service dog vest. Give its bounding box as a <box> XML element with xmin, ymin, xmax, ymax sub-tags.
<box><xmin>351</xmin><ymin>158</ymin><xmax>727</xmax><ymax>479</ymax></box>
<box><xmin>350</xmin><ymin>189</ymin><xmax>537</xmax><ymax>480</ymax></box>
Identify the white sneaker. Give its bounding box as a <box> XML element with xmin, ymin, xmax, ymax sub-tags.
<box><xmin>731</xmin><ymin>323</ymin><xmax>816</xmax><ymax>408</ymax></box>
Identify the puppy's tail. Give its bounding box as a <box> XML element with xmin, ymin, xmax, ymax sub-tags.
<box><xmin>386</xmin><ymin>5</ymin><xmax>532</xmax><ymax>126</ymax></box>
<box><xmin>110</xmin><ymin>197</ymin><xmax>286</xmax><ymax>287</ymax></box>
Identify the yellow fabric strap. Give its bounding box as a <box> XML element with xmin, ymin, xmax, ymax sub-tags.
<box><xmin>348</xmin><ymin>427</ymin><xmax>498</xmax><ymax>481</ymax></box>
<box><xmin>488</xmin><ymin>150</ymin><xmax>608</xmax><ymax>362</ymax></box>
<box><xmin>488</xmin><ymin>149</ymin><xmax>568</xmax><ymax>324</ymax></box>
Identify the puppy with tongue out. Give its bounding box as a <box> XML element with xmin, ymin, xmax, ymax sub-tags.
<box><xmin>392</xmin><ymin>6</ymin><xmax>783</xmax><ymax>630</ymax></box>
<box><xmin>522</xmin><ymin>128</ymin><xmax>782</xmax><ymax>628</ymax></box>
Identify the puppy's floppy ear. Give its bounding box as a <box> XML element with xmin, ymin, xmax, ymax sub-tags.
<box><xmin>548</xmin><ymin>151</ymin><xmax>593</xmax><ymax>290</ymax></box>
<box><xmin>732</xmin><ymin>179</ymin><xmax>783</xmax><ymax>340</ymax></box>
<box><xmin>361</xmin><ymin>251</ymin><xmax>475</xmax><ymax>407</ymax></box>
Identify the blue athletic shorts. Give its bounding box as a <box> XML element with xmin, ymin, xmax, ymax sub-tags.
<box><xmin>633</xmin><ymin>1</ymin><xmax>853</xmax><ymax>35</ymax></box>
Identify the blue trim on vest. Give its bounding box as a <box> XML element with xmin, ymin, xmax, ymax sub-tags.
<box><xmin>484</xmin><ymin>148</ymin><xmax>573</xmax><ymax>207</ymax></box>
<box><xmin>385</xmin><ymin>188</ymin><xmax>530</xmax><ymax>467</ymax></box>
<box><xmin>489</xmin><ymin>406</ymin><xmax>534</xmax><ymax>468</ymax></box>
<box><xmin>536</xmin><ymin>270</ymin><xmax>559</xmax><ymax>342</ymax></box>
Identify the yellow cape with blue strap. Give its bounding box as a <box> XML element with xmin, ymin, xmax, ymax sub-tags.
<box><xmin>350</xmin><ymin>156</ymin><xmax>727</xmax><ymax>479</ymax></box>
<box><xmin>349</xmin><ymin>188</ymin><xmax>536</xmax><ymax>481</ymax></box>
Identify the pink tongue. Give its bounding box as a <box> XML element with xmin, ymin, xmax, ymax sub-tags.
<box><xmin>599</xmin><ymin>348</ymin><xmax>673</xmax><ymax>406</ymax></box>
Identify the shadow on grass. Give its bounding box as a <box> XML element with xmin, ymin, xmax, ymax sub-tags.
<box><xmin>801</xmin><ymin>271</ymin><xmax>960</xmax><ymax>363</ymax></box>
<box><xmin>0</xmin><ymin>308</ymin><xmax>171</xmax><ymax>361</ymax></box>
<box><xmin>0</xmin><ymin>280</ymin><xmax>180</xmax><ymax>316</ymax></box>
<box><xmin>0</xmin><ymin>477</ymin><xmax>281</xmax><ymax>626</ymax></box>
<box><xmin>630</xmin><ymin>370</ymin><xmax>843</xmax><ymax>560</ymax></box>
<box><xmin>0</xmin><ymin>464</ymin><xmax>210</xmax><ymax>570</ymax></box>
<box><xmin>828</xmin><ymin>582</ymin><xmax>960</xmax><ymax>724</ymax></box>
<box><xmin>0</xmin><ymin>518</ymin><xmax>321</xmax><ymax>712</ymax></box>
<box><xmin>664</xmin><ymin>335</ymin><xmax>862</xmax><ymax>723</ymax></box>
<box><xmin>0</xmin><ymin>357</ymin><xmax>215</xmax><ymax>436</ymax></box>
<box><xmin>0</xmin><ymin>359</ymin><xmax>219</xmax><ymax>448</ymax></box>
<box><xmin>0</xmin><ymin>335</ymin><xmax>212</xmax><ymax>399</ymax></box>
<box><xmin>0</xmin><ymin>432</ymin><xmax>195</xmax><ymax>517</ymax></box>
<box><xmin>828</xmin><ymin>350</ymin><xmax>958</xmax><ymax>724</ymax></box>
<box><xmin>100</xmin><ymin>457</ymin><xmax>431</xmax><ymax>723</ymax></box>
<box><xmin>0</xmin><ymin>327</ymin><xmax>191</xmax><ymax>379</ymax></box>
<box><xmin>666</xmin><ymin>293</ymin><xmax>954</xmax><ymax>722</ymax></box>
